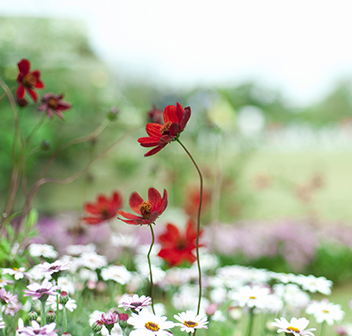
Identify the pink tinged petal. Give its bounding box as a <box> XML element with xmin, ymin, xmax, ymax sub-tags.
<box><xmin>16</xmin><ymin>85</ymin><xmax>25</xmax><ymax>99</ymax></box>
<box><xmin>54</xmin><ymin>110</ymin><xmax>65</xmax><ymax>120</ymax></box>
<box><xmin>146</xmin><ymin>123</ymin><xmax>163</xmax><ymax>137</ymax></box>
<box><xmin>57</xmin><ymin>102</ymin><xmax>71</xmax><ymax>110</ymax></box>
<box><xmin>181</xmin><ymin>106</ymin><xmax>191</xmax><ymax>131</ymax></box>
<box><xmin>117</xmin><ymin>210</ymin><xmax>142</xmax><ymax>220</ymax></box>
<box><xmin>148</xmin><ymin>188</ymin><xmax>162</xmax><ymax>209</ymax></box>
<box><xmin>17</xmin><ymin>59</ymin><xmax>30</xmax><ymax>75</ymax></box>
<box><xmin>27</xmin><ymin>88</ymin><xmax>37</xmax><ymax>102</ymax></box>
<box><xmin>169</xmin><ymin>123</ymin><xmax>180</xmax><ymax>137</ymax></box>
<box><xmin>47</xmin><ymin>108</ymin><xmax>54</xmax><ymax>119</ymax></box>
<box><xmin>129</xmin><ymin>192</ymin><xmax>144</xmax><ymax>214</ymax></box>
<box><xmin>163</xmin><ymin>105</ymin><xmax>179</xmax><ymax>124</ymax></box>
<box><xmin>38</xmin><ymin>104</ymin><xmax>47</xmax><ymax>111</ymax></box>
<box><xmin>176</xmin><ymin>102</ymin><xmax>184</xmax><ymax>124</ymax></box>
<box><xmin>144</xmin><ymin>145</ymin><xmax>165</xmax><ymax>157</ymax></box>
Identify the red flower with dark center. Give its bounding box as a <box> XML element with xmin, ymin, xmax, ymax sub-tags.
<box><xmin>83</xmin><ymin>191</ymin><xmax>123</xmax><ymax>225</ymax></box>
<box><xmin>157</xmin><ymin>220</ymin><xmax>203</xmax><ymax>266</ymax></box>
<box><xmin>38</xmin><ymin>93</ymin><xmax>72</xmax><ymax>119</ymax></box>
<box><xmin>138</xmin><ymin>102</ymin><xmax>191</xmax><ymax>157</ymax></box>
<box><xmin>117</xmin><ymin>188</ymin><xmax>167</xmax><ymax>225</ymax></box>
<box><xmin>16</xmin><ymin>59</ymin><xmax>44</xmax><ymax>102</ymax></box>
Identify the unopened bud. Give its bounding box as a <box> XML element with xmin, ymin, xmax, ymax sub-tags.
<box><xmin>16</xmin><ymin>98</ymin><xmax>28</xmax><ymax>107</ymax></box>
<box><xmin>46</xmin><ymin>310</ymin><xmax>56</xmax><ymax>323</ymax></box>
<box><xmin>62</xmin><ymin>333</ymin><xmax>72</xmax><ymax>336</ymax></box>
<box><xmin>28</xmin><ymin>311</ymin><xmax>38</xmax><ymax>321</ymax></box>
<box><xmin>92</xmin><ymin>321</ymin><xmax>103</xmax><ymax>333</ymax></box>
<box><xmin>107</xmin><ymin>106</ymin><xmax>119</xmax><ymax>121</ymax></box>
<box><xmin>118</xmin><ymin>313</ymin><xmax>129</xmax><ymax>329</ymax></box>
<box><xmin>60</xmin><ymin>291</ymin><xmax>69</xmax><ymax>305</ymax></box>
<box><xmin>41</xmin><ymin>140</ymin><xmax>51</xmax><ymax>151</ymax></box>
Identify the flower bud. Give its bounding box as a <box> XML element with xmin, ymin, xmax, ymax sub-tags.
<box><xmin>46</xmin><ymin>310</ymin><xmax>56</xmax><ymax>323</ymax></box>
<box><xmin>206</xmin><ymin>303</ymin><xmax>217</xmax><ymax>316</ymax></box>
<box><xmin>41</xmin><ymin>140</ymin><xmax>51</xmax><ymax>151</ymax></box>
<box><xmin>62</xmin><ymin>333</ymin><xmax>72</xmax><ymax>336</ymax></box>
<box><xmin>60</xmin><ymin>291</ymin><xmax>69</xmax><ymax>305</ymax></box>
<box><xmin>28</xmin><ymin>311</ymin><xmax>38</xmax><ymax>321</ymax></box>
<box><xmin>107</xmin><ymin>106</ymin><xmax>119</xmax><ymax>121</ymax></box>
<box><xmin>16</xmin><ymin>98</ymin><xmax>28</xmax><ymax>107</ymax></box>
<box><xmin>92</xmin><ymin>321</ymin><xmax>103</xmax><ymax>333</ymax></box>
<box><xmin>118</xmin><ymin>313</ymin><xmax>129</xmax><ymax>329</ymax></box>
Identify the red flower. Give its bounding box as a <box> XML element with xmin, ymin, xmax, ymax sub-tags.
<box><xmin>38</xmin><ymin>93</ymin><xmax>71</xmax><ymax>119</ymax></box>
<box><xmin>16</xmin><ymin>59</ymin><xmax>44</xmax><ymax>102</ymax></box>
<box><xmin>83</xmin><ymin>191</ymin><xmax>123</xmax><ymax>225</ymax></box>
<box><xmin>147</xmin><ymin>104</ymin><xmax>163</xmax><ymax>124</ymax></box>
<box><xmin>138</xmin><ymin>102</ymin><xmax>191</xmax><ymax>157</ymax></box>
<box><xmin>157</xmin><ymin>220</ymin><xmax>202</xmax><ymax>266</ymax></box>
<box><xmin>117</xmin><ymin>188</ymin><xmax>167</xmax><ymax>225</ymax></box>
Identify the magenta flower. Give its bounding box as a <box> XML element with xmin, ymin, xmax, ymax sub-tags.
<box><xmin>0</xmin><ymin>288</ymin><xmax>18</xmax><ymax>305</ymax></box>
<box><xmin>18</xmin><ymin>321</ymin><xmax>58</xmax><ymax>336</ymax></box>
<box><xmin>4</xmin><ymin>302</ymin><xmax>22</xmax><ymax>316</ymax></box>
<box><xmin>38</xmin><ymin>260</ymin><xmax>71</xmax><ymax>277</ymax></box>
<box><xmin>100</xmin><ymin>310</ymin><xmax>118</xmax><ymax>326</ymax></box>
<box><xmin>38</xmin><ymin>93</ymin><xmax>71</xmax><ymax>120</ymax></box>
<box><xmin>23</xmin><ymin>279</ymin><xmax>59</xmax><ymax>301</ymax></box>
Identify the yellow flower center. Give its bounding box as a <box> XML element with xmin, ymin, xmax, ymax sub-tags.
<box><xmin>322</xmin><ymin>309</ymin><xmax>329</xmax><ymax>313</ymax></box>
<box><xmin>184</xmin><ymin>320</ymin><xmax>198</xmax><ymax>328</ymax></box>
<box><xmin>249</xmin><ymin>296</ymin><xmax>256</xmax><ymax>299</ymax></box>
<box><xmin>287</xmin><ymin>326</ymin><xmax>300</xmax><ymax>332</ymax></box>
<box><xmin>145</xmin><ymin>322</ymin><xmax>160</xmax><ymax>331</ymax></box>
<box><xmin>48</xmin><ymin>98</ymin><xmax>59</xmax><ymax>109</ymax></box>
<box><xmin>13</xmin><ymin>268</ymin><xmax>18</xmax><ymax>271</ymax></box>
<box><xmin>160</xmin><ymin>121</ymin><xmax>172</xmax><ymax>135</ymax></box>
<box><xmin>22</xmin><ymin>73</ymin><xmax>37</xmax><ymax>87</ymax></box>
<box><xmin>139</xmin><ymin>201</ymin><xmax>152</xmax><ymax>218</ymax></box>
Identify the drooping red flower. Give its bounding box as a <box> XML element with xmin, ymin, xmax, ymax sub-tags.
<box><xmin>147</xmin><ymin>104</ymin><xmax>163</xmax><ymax>124</ymax></box>
<box><xmin>138</xmin><ymin>102</ymin><xmax>191</xmax><ymax>157</ymax></box>
<box><xmin>83</xmin><ymin>191</ymin><xmax>123</xmax><ymax>225</ymax></box>
<box><xmin>16</xmin><ymin>59</ymin><xmax>44</xmax><ymax>102</ymax></box>
<box><xmin>38</xmin><ymin>93</ymin><xmax>71</xmax><ymax>119</ymax></box>
<box><xmin>157</xmin><ymin>220</ymin><xmax>203</xmax><ymax>266</ymax></box>
<box><xmin>117</xmin><ymin>188</ymin><xmax>167</xmax><ymax>225</ymax></box>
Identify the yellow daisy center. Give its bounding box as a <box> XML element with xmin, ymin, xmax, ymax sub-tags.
<box><xmin>322</xmin><ymin>309</ymin><xmax>329</xmax><ymax>313</ymax></box>
<box><xmin>287</xmin><ymin>326</ymin><xmax>300</xmax><ymax>332</ymax></box>
<box><xmin>145</xmin><ymin>322</ymin><xmax>160</xmax><ymax>331</ymax></box>
<box><xmin>249</xmin><ymin>296</ymin><xmax>256</xmax><ymax>299</ymax></box>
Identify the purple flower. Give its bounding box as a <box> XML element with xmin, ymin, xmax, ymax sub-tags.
<box><xmin>18</xmin><ymin>321</ymin><xmax>58</xmax><ymax>336</ymax></box>
<box><xmin>4</xmin><ymin>302</ymin><xmax>22</xmax><ymax>316</ymax></box>
<box><xmin>118</xmin><ymin>294</ymin><xmax>152</xmax><ymax>312</ymax></box>
<box><xmin>100</xmin><ymin>310</ymin><xmax>118</xmax><ymax>325</ymax></box>
<box><xmin>38</xmin><ymin>260</ymin><xmax>71</xmax><ymax>277</ymax></box>
<box><xmin>38</xmin><ymin>93</ymin><xmax>71</xmax><ymax>120</ymax></box>
<box><xmin>0</xmin><ymin>288</ymin><xmax>18</xmax><ymax>305</ymax></box>
<box><xmin>23</xmin><ymin>279</ymin><xmax>59</xmax><ymax>301</ymax></box>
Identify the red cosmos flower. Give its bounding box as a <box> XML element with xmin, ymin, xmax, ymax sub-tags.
<box><xmin>138</xmin><ymin>102</ymin><xmax>191</xmax><ymax>157</ymax></box>
<box><xmin>16</xmin><ymin>59</ymin><xmax>44</xmax><ymax>102</ymax></box>
<box><xmin>38</xmin><ymin>93</ymin><xmax>71</xmax><ymax>119</ymax></box>
<box><xmin>83</xmin><ymin>191</ymin><xmax>123</xmax><ymax>225</ymax></box>
<box><xmin>117</xmin><ymin>188</ymin><xmax>167</xmax><ymax>225</ymax></box>
<box><xmin>157</xmin><ymin>220</ymin><xmax>203</xmax><ymax>266</ymax></box>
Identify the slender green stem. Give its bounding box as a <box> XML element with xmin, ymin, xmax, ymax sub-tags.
<box><xmin>25</xmin><ymin>113</ymin><xmax>47</xmax><ymax>147</ymax></box>
<box><xmin>63</xmin><ymin>306</ymin><xmax>67</xmax><ymax>332</ymax></box>
<box><xmin>246</xmin><ymin>308</ymin><xmax>255</xmax><ymax>336</ymax></box>
<box><xmin>176</xmin><ymin>138</ymin><xmax>203</xmax><ymax>315</ymax></box>
<box><xmin>320</xmin><ymin>321</ymin><xmax>325</xmax><ymax>336</ymax></box>
<box><xmin>40</xmin><ymin>300</ymin><xmax>46</xmax><ymax>326</ymax></box>
<box><xmin>147</xmin><ymin>224</ymin><xmax>156</xmax><ymax>314</ymax></box>
<box><xmin>56</xmin><ymin>295</ymin><xmax>59</xmax><ymax>326</ymax></box>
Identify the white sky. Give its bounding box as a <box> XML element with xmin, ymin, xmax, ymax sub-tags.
<box><xmin>1</xmin><ymin>0</ymin><xmax>352</xmax><ymax>106</ymax></box>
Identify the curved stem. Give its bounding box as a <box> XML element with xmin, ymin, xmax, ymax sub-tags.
<box><xmin>176</xmin><ymin>138</ymin><xmax>203</xmax><ymax>315</ymax></box>
<box><xmin>25</xmin><ymin>113</ymin><xmax>47</xmax><ymax>147</ymax></box>
<box><xmin>147</xmin><ymin>224</ymin><xmax>156</xmax><ymax>314</ymax></box>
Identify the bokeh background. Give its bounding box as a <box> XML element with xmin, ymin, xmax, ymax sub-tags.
<box><xmin>2</xmin><ymin>1</ymin><xmax>352</xmax><ymax>290</ymax></box>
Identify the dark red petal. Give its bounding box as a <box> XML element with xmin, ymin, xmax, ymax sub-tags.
<box><xmin>149</xmin><ymin>212</ymin><xmax>159</xmax><ymax>223</ymax></box>
<box><xmin>17</xmin><ymin>73</ymin><xmax>24</xmax><ymax>83</ymax></box>
<box><xmin>35</xmin><ymin>80</ymin><xmax>44</xmax><ymax>89</ymax></box>
<box><xmin>146</xmin><ymin>123</ymin><xmax>163</xmax><ymax>137</ymax></box>
<box><xmin>144</xmin><ymin>145</ymin><xmax>165</xmax><ymax>157</ymax></box>
<box><xmin>176</xmin><ymin>102</ymin><xmax>184</xmax><ymax>124</ymax></box>
<box><xmin>148</xmin><ymin>188</ymin><xmax>162</xmax><ymax>209</ymax></box>
<box><xmin>169</xmin><ymin>123</ymin><xmax>180</xmax><ymax>137</ymax></box>
<box><xmin>17</xmin><ymin>59</ymin><xmax>30</xmax><ymax>75</ymax></box>
<box><xmin>27</xmin><ymin>88</ymin><xmax>37</xmax><ymax>102</ymax></box>
<box><xmin>161</xmin><ymin>189</ymin><xmax>168</xmax><ymax>213</ymax></box>
<box><xmin>163</xmin><ymin>105</ymin><xmax>179</xmax><ymax>124</ymax></box>
<box><xmin>129</xmin><ymin>192</ymin><xmax>144</xmax><ymax>215</ymax></box>
<box><xmin>117</xmin><ymin>210</ymin><xmax>141</xmax><ymax>220</ymax></box>
<box><xmin>57</xmin><ymin>102</ymin><xmax>71</xmax><ymax>111</ymax></box>
<box><xmin>85</xmin><ymin>203</ymin><xmax>100</xmax><ymax>215</ymax></box>
<box><xmin>16</xmin><ymin>85</ymin><xmax>25</xmax><ymax>100</ymax></box>
<box><xmin>138</xmin><ymin>137</ymin><xmax>161</xmax><ymax>147</ymax></box>
<box><xmin>112</xmin><ymin>192</ymin><xmax>123</xmax><ymax>209</ymax></box>
<box><xmin>97</xmin><ymin>195</ymin><xmax>109</xmax><ymax>205</ymax></box>
<box><xmin>118</xmin><ymin>218</ymin><xmax>151</xmax><ymax>225</ymax></box>
<box><xmin>181</xmin><ymin>106</ymin><xmax>191</xmax><ymax>131</ymax></box>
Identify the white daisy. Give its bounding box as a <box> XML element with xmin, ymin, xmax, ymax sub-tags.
<box><xmin>272</xmin><ymin>317</ymin><xmax>315</xmax><ymax>335</ymax></box>
<box><xmin>231</xmin><ymin>285</ymin><xmax>270</xmax><ymax>309</ymax></box>
<box><xmin>0</xmin><ymin>316</ymin><xmax>4</xmax><ymax>329</ymax></box>
<box><xmin>79</xmin><ymin>252</ymin><xmax>107</xmax><ymax>270</ymax></box>
<box><xmin>174</xmin><ymin>311</ymin><xmax>208</xmax><ymax>333</ymax></box>
<box><xmin>57</xmin><ymin>277</ymin><xmax>76</xmax><ymax>295</ymax></box>
<box><xmin>38</xmin><ymin>260</ymin><xmax>71</xmax><ymax>278</ymax></box>
<box><xmin>111</xmin><ymin>233</ymin><xmax>139</xmax><ymax>249</ymax></box>
<box><xmin>136</xmin><ymin>263</ymin><xmax>165</xmax><ymax>283</ymax></box>
<box><xmin>2</xmin><ymin>267</ymin><xmax>29</xmax><ymax>280</ymax></box>
<box><xmin>79</xmin><ymin>268</ymin><xmax>98</xmax><ymax>283</ymax></box>
<box><xmin>306</xmin><ymin>300</ymin><xmax>344</xmax><ymax>325</ymax></box>
<box><xmin>128</xmin><ymin>309</ymin><xmax>174</xmax><ymax>336</ymax></box>
<box><xmin>46</xmin><ymin>295</ymin><xmax>77</xmax><ymax>312</ymax></box>
<box><xmin>101</xmin><ymin>265</ymin><xmax>131</xmax><ymax>285</ymax></box>
<box><xmin>66</xmin><ymin>243</ymin><xmax>96</xmax><ymax>256</ymax></box>
<box><xmin>296</xmin><ymin>275</ymin><xmax>332</xmax><ymax>295</ymax></box>
<box><xmin>118</xmin><ymin>294</ymin><xmax>152</xmax><ymax>312</ymax></box>
<box><xmin>29</xmin><ymin>244</ymin><xmax>58</xmax><ymax>259</ymax></box>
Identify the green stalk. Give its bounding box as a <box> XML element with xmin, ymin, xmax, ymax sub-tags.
<box><xmin>63</xmin><ymin>305</ymin><xmax>67</xmax><ymax>332</ymax></box>
<box><xmin>40</xmin><ymin>300</ymin><xmax>46</xmax><ymax>325</ymax></box>
<box><xmin>246</xmin><ymin>308</ymin><xmax>255</xmax><ymax>336</ymax></box>
<box><xmin>176</xmin><ymin>138</ymin><xmax>203</xmax><ymax>315</ymax></box>
<box><xmin>56</xmin><ymin>295</ymin><xmax>59</xmax><ymax>326</ymax></box>
<box><xmin>147</xmin><ymin>224</ymin><xmax>156</xmax><ymax>314</ymax></box>
<box><xmin>320</xmin><ymin>321</ymin><xmax>325</xmax><ymax>336</ymax></box>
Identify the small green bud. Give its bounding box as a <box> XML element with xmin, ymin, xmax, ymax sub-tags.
<box><xmin>28</xmin><ymin>311</ymin><xmax>38</xmax><ymax>321</ymax></box>
<box><xmin>92</xmin><ymin>321</ymin><xmax>103</xmax><ymax>333</ymax></box>
<box><xmin>41</xmin><ymin>140</ymin><xmax>51</xmax><ymax>151</ymax></box>
<box><xmin>107</xmin><ymin>106</ymin><xmax>119</xmax><ymax>121</ymax></box>
<box><xmin>60</xmin><ymin>291</ymin><xmax>69</xmax><ymax>305</ymax></box>
<box><xmin>46</xmin><ymin>310</ymin><xmax>56</xmax><ymax>323</ymax></box>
